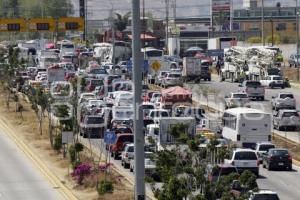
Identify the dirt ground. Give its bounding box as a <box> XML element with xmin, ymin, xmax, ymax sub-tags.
<box><xmin>0</xmin><ymin>91</ymin><xmax>133</xmax><ymax>200</ymax></box>
<box><xmin>282</xmin><ymin>67</ymin><xmax>300</xmax><ymax>83</ymax></box>
<box><xmin>273</xmin><ymin>134</ymin><xmax>300</xmax><ymax>162</ymax></box>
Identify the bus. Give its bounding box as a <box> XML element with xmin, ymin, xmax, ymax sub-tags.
<box><xmin>222</xmin><ymin>107</ymin><xmax>271</xmax><ymax>149</ymax></box>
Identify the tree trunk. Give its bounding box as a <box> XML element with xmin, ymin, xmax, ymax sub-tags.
<box><xmin>39</xmin><ymin>111</ymin><xmax>43</xmax><ymax>135</ymax></box>
<box><xmin>48</xmin><ymin>116</ymin><xmax>53</xmax><ymax>147</ymax></box>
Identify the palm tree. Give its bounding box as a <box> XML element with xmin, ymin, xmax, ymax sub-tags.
<box><xmin>114</xmin><ymin>12</ymin><xmax>131</xmax><ymax>32</ymax></box>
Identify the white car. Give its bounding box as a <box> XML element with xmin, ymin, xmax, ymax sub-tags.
<box><xmin>249</xmin><ymin>190</ymin><xmax>279</xmax><ymax>200</ymax></box>
<box><xmin>161</xmin><ymin>72</ymin><xmax>183</xmax><ymax>88</ymax></box>
<box><xmin>121</xmin><ymin>143</ymin><xmax>134</xmax><ymax>168</ymax></box>
<box><xmin>225</xmin><ymin>148</ymin><xmax>259</xmax><ymax>176</ymax></box>
<box><xmin>130</xmin><ymin>152</ymin><xmax>156</xmax><ymax>175</ymax></box>
<box><xmin>272</xmin><ymin>92</ymin><xmax>296</xmax><ymax>111</ymax></box>
<box><xmin>78</xmin><ymin>93</ymin><xmax>96</xmax><ymax>104</ymax></box>
<box><xmin>254</xmin><ymin>142</ymin><xmax>276</xmax><ymax>163</ymax></box>
<box><xmin>148</xmin><ymin>109</ymin><xmax>170</xmax><ymax>119</ymax></box>
<box><xmin>150</xmin><ymin>92</ymin><xmax>161</xmax><ymax>103</ymax></box>
<box><xmin>142</xmin><ymin>102</ymin><xmax>155</xmax><ymax>117</ymax></box>
<box><xmin>114</xmin><ymin>91</ymin><xmax>133</xmax><ymax>106</ymax></box>
<box><xmin>224</xmin><ymin>92</ymin><xmax>250</xmax><ymax>109</ymax></box>
<box><xmin>260</xmin><ymin>75</ymin><xmax>284</xmax><ymax>89</ymax></box>
<box><xmin>155</xmin><ymin>70</ymin><xmax>169</xmax><ymax>85</ymax></box>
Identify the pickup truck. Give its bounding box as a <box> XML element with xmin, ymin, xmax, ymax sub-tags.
<box><xmin>271</xmin><ymin>92</ymin><xmax>296</xmax><ymax>111</ymax></box>
<box><xmin>238</xmin><ymin>81</ymin><xmax>265</xmax><ymax>101</ymax></box>
<box><xmin>260</xmin><ymin>75</ymin><xmax>284</xmax><ymax>89</ymax></box>
<box><xmin>224</xmin><ymin>92</ymin><xmax>250</xmax><ymax>109</ymax></box>
<box><xmin>273</xmin><ymin>109</ymin><xmax>300</xmax><ymax>131</ymax></box>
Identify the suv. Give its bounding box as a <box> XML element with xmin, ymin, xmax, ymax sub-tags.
<box><xmin>260</xmin><ymin>75</ymin><xmax>284</xmax><ymax>89</ymax></box>
<box><xmin>121</xmin><ymin>143</ymin><xmax>134</xmax><ymax>168</ymax></box>
<box><xmin>110</xmin><ymin>134</ymin><xmax>134</xmax><ymax>159</ymax></box>
<box><xmin>262</xmin><ymin>148</ymin><xmax>292</xmax><ymax>171</ymax></box>
<box><xmin>239</xmin><ymin>81</ymin><xmax>265</xmax><ymax>101</ymax></box>
<box><xmin>79</xmin><ymin>115</ymin><xmax>105</xmax><ymax>138</ymax></box>
<box><xmin>161</xmin><ymin>72</ymin><xmax>183</xmax><ymax>88</ymax></box>
<box><xmin>288</xmin><ymin>54</ymin><xmax>300</xmax><ymax>67</ymax></box>
<box><xmin>249</xmin><ymin>190</ymin><xmax>280</xmax><ymax>200</ymax></box>
<box><xmin>225</xmin><ymin>149</ymin><xmax>259</xmax><ymax>176</ymax></box>
<box><xmin>255</xmin><ymin>142</ymin><xmax>276</xmax><ymax>164</ymax></box>
<box><xmin>273</xmin><ymin>110</ymin><xmax>300</xmax><ymax>131</ymax></box>
<box><xmin>224</xmin><ymin>92</ymin><xmax>250</xmax><ymax>109</ymax></box>
<box><xmin>272</xmin><ymin>92</ymin><xmax>296</xmax><ymax>111</ymax></box>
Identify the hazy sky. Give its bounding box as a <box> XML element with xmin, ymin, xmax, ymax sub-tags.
<box><xmin>71</xmin><ymin>0</ymin><xmax>297</xmax><ymax>20</ymax></box>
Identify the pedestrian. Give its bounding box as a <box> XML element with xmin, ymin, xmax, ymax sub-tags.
<box><xmin>216</xmin><ymin>60</ymin><xmax>221</xmax><ymax>75</ymax></box>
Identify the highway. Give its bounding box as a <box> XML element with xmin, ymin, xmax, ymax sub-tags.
<box><xmin>0</xmin><ymin>131</ymin><xmax>63</xmax><ymax>200</ymax></box>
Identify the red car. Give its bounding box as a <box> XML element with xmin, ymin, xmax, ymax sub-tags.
<box><xmin>110</xmin><ymin>134</ymin><xmax>134</xmax><ymax>159</ymax></box>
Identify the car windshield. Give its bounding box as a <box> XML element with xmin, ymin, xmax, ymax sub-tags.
<box><xmin>280</xmin><ymin>94</ymin><xmax>294</xmax><ymax>99</ymax></box>
<box><xmin>246</xmin><ymin>82</ymin><xmax>261</xmax><ymax>87</ymax></box>
<box><xmin>127</xmin><ymin>146</ymin><xmax>134</xmax><ymax>152</ymax></box>
<box><xmin>233</xmin><ymin>93</ymin><xmax>248</xmax><ymax>98</ymax></box>
<box><xmin>234</xmin><ymin>152</ymin><xmax>257</xmax><ymax>160</ymax></box>
<box><xmin>91</xmin><ymin>80</ymin><xmax>104</xmax><ymax>86</ymax></box>
<box><xmin>142</xmin><ymin>85</ymin><xmax>149</xmax><ymax>90</ymax></box>
<box><xmin>273</xmin><ymin>76</ymin><xmax>282</xmax><ymax>80</ymax></box>
<box><xmin>168</xmin><ymin>73</ymin><xmax>181</xmax><ymax>78</ymax></box>
<box><xmin>91</xmin><ymin>68</ymin><xmax>107</xmax><ymax>74</ymax></box>
<box><xmin>143</xmin><ymin>105</ymin><xmax>155</xmax><ymax>110</ymax></box>
<box><xmin>86</xmin><ymin>117</ymin><xmax>104</xmax><ymax>124</ymax></box>
<box><xmin>282</xmin><ymin>112</ymin><xmax>299</xmax><ymax>117</ymax></box>
<box><xmin>259</xmin><ymin>144</ymin><xmax>275</xmax><ymax>151</ymax></box>
<box><xmin>252</xmin><ymin>194</ymin><xmax>279</xmax><ymax>200</ymax></box>
<box><xmin>271</xmin><ymin>150</ymin><xmax>289</xmax><ymax>156</ymax></box>
<box><xmin>119</xmin><ymin>135</ymin><xmax>134</xmax><ymax>143</ymax></box>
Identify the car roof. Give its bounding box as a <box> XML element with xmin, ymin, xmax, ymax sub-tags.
<box><xmin>225</xmin><ymin>107</ymin><xmax>267</xmax><ymax>115</ymax></box>
<box><xmin>256</xmin><ymin>142</ymin><xmax>274</xmax><ymax>145</ymax></box>
<box><xmin>234</xmin><ymin>148</ymin><xmax>256</xmax><ymax>153</ymax></box>
<box><xmin>268</xmin><ymin>148</ymin><xmax>288</xmax><ymax>151</ymax></box>
<box><xmin>253</xmin><ymin>190</ymin><xmax>278</xmax><ymax>195</ymax></box>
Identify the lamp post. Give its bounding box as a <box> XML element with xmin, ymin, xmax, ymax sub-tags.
<box><xmin>296</xmin><ymin>0</ymin><xmax>299</xmax><ymax>81</ymax></box>
<box><xmin>132</xmin><ymin>0</ymin><xmax>145</xmax><ymax>200</ymax></box>
<box><xmin>261</xmin><ymin>0</ymin><xmax>265</xmax><ymax>46</ymax></box>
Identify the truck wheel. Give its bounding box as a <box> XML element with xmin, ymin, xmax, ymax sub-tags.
<box><xmin>124</xmin><ymin>162</ymin><xmax>129</xmax><ymax>169</ymax></box>
<box><xmin>208</xmin><ymin>78</ymin><xmax>211</xmax><ymax>81</ymax></box>
<box><xmin>261</xmin><ymin>97</ymin><xmax>264</xmax><ymax>101</ymax></box>
<box><xmin>278</xmin><ymin>126</ymin><xmax>283</xmax><ymax>131</ymax></box>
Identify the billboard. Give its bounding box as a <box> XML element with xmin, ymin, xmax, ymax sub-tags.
<box><xmin>211</xmin><ymin>0</ymin><xmax>231</xmax><ymax>31</ymax></box>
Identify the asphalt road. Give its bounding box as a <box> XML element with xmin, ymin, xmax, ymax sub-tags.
<box><xmin>185</xmin><ymin>74</ymin><xmax>300</xmax><ymax>142</ymax></box>
<box><xmin>0</xmin><ymin>131</ymin><xmax>62</xmax><ymax>200</ymax></box>
<box><xmin>186</xmin><ymin>74</ymin><xmax>300</xmax><ymax>199</ymax></box>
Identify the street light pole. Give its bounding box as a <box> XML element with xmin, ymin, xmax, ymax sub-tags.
<box><xmin>296</xmin><ymin>0</ymin><xmax>300</xmax><ymax>81</ymax></box>
<box><xmin>132</xmin><ymin>0</ymin><xmax>145</xmax><ymax>200</ymax></box>
<box><xmin>261</xmin><ymin>0</ymin><xmax>265</xmax><ymax>46</ymax></box>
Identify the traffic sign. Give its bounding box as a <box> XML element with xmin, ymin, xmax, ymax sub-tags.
<box><xmin>151</xmin><ymin>60</ymin><xmax>161</xmax><ymax>72</ymax></box>
<box><xmin>0</xmin><ymin>18</ymin><xmax>26</xmax><ymax>32</ymax></box>
<box><xmin>28</xmin><ymin>18</ymin><xmax>56</xmax><ymax>32</ymax></box>
<box><xmin>104</xmin><ymin>131</ymin><xmax>117</xmax><ymax>144</ymax></box>
<box><xmin>58</xmin><ymin>17</ymin><xmax>84</xmax><ymax>31</ymax></box>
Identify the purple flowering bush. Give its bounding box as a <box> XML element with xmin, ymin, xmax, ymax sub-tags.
<box><xmin>71</xmin><ymin>163</ymin><xmax>91</xmax><ymax>185</ymax></box>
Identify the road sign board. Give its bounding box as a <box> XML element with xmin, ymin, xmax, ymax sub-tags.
<box><xmin>0</xmin><ymin>18</ymin><xmax>26</xmax><ymax>32</ymax></box>
<box><xmin>58</xmin><ymin>17</ymin><xmax>84</xmax><ymax>31</ymax></box>
<box><xmin>151</xmin><ymin>60</ymin><xmax>161</xmax><ymax>72</ymax></box>
<box><xmin>62</xmin><ymin>131</ymin><xmax>74</xmax><ymax>144</ymax></box>
<box><xmin>28</xmin><ymin>18</ymin><xmax>56</xmax><ymax>32</ymax></box>
<box><xmin>104</xmin><ymin>131</ymin><xmax>117</xmax><ymax>144</ymax></box>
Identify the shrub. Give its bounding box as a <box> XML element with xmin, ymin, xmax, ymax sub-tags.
<box><xmin>72</xmin><ymin>160</ymin><xmax>82</xmax><ymax>170</ymax></box>
<box><xmin>266</xmin><ymin>34</ymin><xmax>280</xmax><ymax>45</ymax></box>
<box><xmin>69</xmin><ymin>145</ymin><xmax>76</xmax><ymax>163</ymax></box>
<box><xmin>71</xmin><ymin>163</ymin><xmax>91</xmax><ymax>185</ymax></box>
<box><xmin>247</xmin><ymin>37</ymin><xmax>261</xmax><ymax>44</ymax></box>
<box><xmin>97</xmin><ymin>180</ymin><xmax>114</xmax><ymax>195</ymax></box>
<box><xmin>75</xmin><ymin>142</ymin><xmax>84</xmax><ymax>152</ymax></box>
<box><xmin>53</xmin><ymin>133</ymin><xmax>62</xmax><ymax>151</ymax></box>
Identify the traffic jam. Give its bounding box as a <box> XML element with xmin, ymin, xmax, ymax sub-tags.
<box><xmin>2</xmin><ymin>38</ymin><xmax>300</xmax><ymax>200</ymax></box>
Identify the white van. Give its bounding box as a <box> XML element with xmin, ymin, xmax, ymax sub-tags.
<box><xmin>222</xmin><ymin>107</ymin><xmax>271</xmax><ymax>149</ymax></box>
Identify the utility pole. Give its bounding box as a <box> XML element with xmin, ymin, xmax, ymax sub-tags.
<box><xmin>230</xmin><ymin>0</ymin><xmax>233</xmax><ymax>32</ymax></box>
<box><xmin>110</xmin><ymin>5</ymin><xmax>115</xmax><ymax>66</ymax></box>
<box><xmin>79</xmin><ymin>0</ymin><xmax>86</xmax><ymax>41</ymax></box>
<box><xmin>165</xmin><ymin>0</ymin><xmax>170</xmax><ymax>54</ymax></box>
<box><xmin>172</xmin><ymin>0</ymin><xmax>178</xmax><ymax>56</ymax></box>
<box><xmin>296</xmin><ymin>0</ymin><xmax>299</xmax><ymax>81</ymax></box>
<box><xmin>142</xmin><ymin>0</ymin><xmax>145</xmax><ymax>49</ymax></box>
<box><xmin>261</xmin><ymin>0</ymin><xmax>265</xmax><ymax>46</ymax></box>
<box><xmin>132</xmin><ymin>0</ymin><xmax>145</xmax><ymax>200</ymax></box>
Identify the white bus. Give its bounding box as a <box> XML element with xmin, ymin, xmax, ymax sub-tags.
<box><xmin>222</xmin><ymin>107</ymin><xmax>271</xmax><ymax>149</ymax></box>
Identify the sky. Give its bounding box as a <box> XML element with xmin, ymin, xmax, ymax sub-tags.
<box><xmin>71</xmin><ymin>0</ymin><xmax>297</xmax><ymax>20</ymax></box>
